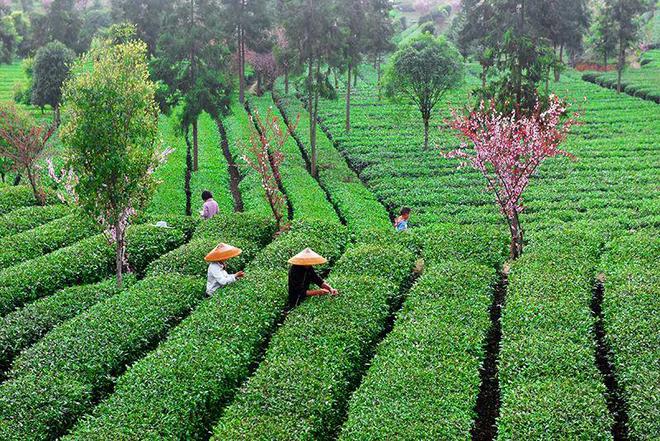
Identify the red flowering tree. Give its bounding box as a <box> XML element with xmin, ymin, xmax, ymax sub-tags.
<box><xmin>0</xmin><ymin>103</ymin><xmax>55</xmax><ymax>205</ymax></box>
<box><xmin>242</xmin><ymin>107</ymin><xmax>298</xmax><ymax>231</ymax></box>
<box><xmin>445</xmin><ymin>95</ymin><xmax>579</xmax><ymax>258</ymax></box>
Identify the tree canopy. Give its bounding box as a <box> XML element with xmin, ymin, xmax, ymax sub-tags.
<box><xmin>384</xmin><ymin>33</ymin><xmax>464</xmax><ymax>149</ymax></box>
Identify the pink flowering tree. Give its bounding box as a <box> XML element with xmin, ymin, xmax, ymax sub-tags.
<box><xmin>445</xmin><ymin>95</ymin><xmax>579</xmax><ymax>258</ymax></box>
<box><xmin>245</xmin><ymin>49</ymin><xmax>278</xmax><ymax>95</ymax></box>
<box><xmin>58</xmin><ymin>41</ymin><xmax>166</xmax><ymax>288</ymax></box>
<box><xmin>242</xmin><ymin>107</ymin><xmax>298</xmax><ymax>231</ymax></box>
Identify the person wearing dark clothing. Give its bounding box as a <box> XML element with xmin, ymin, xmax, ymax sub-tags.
<box><xmin>287</xmin><ymin>248</ymin><xmax>338</xmax><ymax>308</ymax></box>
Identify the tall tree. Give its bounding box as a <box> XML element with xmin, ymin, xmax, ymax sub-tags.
<box><xmin>37</xmin><ymin>0</ymin><xmax>82</xmax><ymax>52</ymax></box>
<box><xmin>458</xmin><ymin>0</ymin><xmax>557</xmax><ymax>115</ymax></box>
<box><xmin>337</xmin><ymin>0</ymin><xmax>367</xmax><ymax>132</ymax></box>
<box><xmin>60</xmin><ymin>41</ymin><xmax>165</xmax><ymax>288</ymax></box>
<box><xmin>0</xmin><ymin>10</ymin><xmax>21</xmax><ymax>64</ymax></box>
<box><xmin>384</xmin><ymin>34</ymin><xmax>464</xmax><ymax>150</ymax></box>
<box><xmin>605</xmin><ymin>0</ymin><xmax>650</xmax><ymax>93</ymax></box>
<box><xmin>588</xmin><ymin>4</ymin><xmax>617</xmax><ymax>66</ymax></box>
<box><xmin>153</xmin><ymin>0</ymin><xmax>232</xmax><ymax>172</ymax></box>
<box><xmin>534</xmin><ymin>0</ymin><xmax>589</xmax><ymax>80</ymax></box>
<box><xmin>282</xmin><ymin>0</ymin><xmax>342</xmax><ymax>177</ymax></box>
<box><xmin>110</xmin><ymin>0</ymin><xmax>174</xmax><ymax>54</ymax></box>
<box><xmin>363</xmin><ymin>0</ymin><xmax>394</xmax><ymax>101</ymax></box>
<box><xmin>31</xmin><ymin>41</ymin><xmax>76</xmax><ymax>125</ymax></box>
<box><xmin>221</xmin><ymin>0</ymin><xmax>271</xmax><ymax>104</ymax></box>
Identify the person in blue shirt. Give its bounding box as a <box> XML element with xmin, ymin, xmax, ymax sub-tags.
<box><xmin>394</xmin><ymin>207</ymin><xmax>411</xmax><ymax>232</ymax></box>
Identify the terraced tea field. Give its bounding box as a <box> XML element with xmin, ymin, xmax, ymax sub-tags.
<box><xmin>583</xmin><ymin>49</ymin><xmax>660</xmax><ymax>103</ymax></box>
<box><xmin>0</xmin><ymin>58</ymin><xmax>657</xmax><ymax>440</ymax></box>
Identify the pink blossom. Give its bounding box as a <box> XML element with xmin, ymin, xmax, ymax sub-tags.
<box><xmin>444</xmin><ymin>95</ymin><xmax>579</xmax><ymax>219</ymax></box>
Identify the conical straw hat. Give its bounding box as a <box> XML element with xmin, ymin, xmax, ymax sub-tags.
<box><xmin>288</xmin><ymin>248</ymin><xmax>327</xmax><ymax>266</ymax></box>
<box><xmin>204</xmin><ymin>243</ymin><xmax>242</xmax><ymax>262</ymax></box>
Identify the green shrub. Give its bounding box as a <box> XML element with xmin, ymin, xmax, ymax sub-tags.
<box><xmin>214</xmin><ymin>275</ymin><xmax>397</xmax><ymax>440</ymax></box>
<box><xmin>0</xmin><ymin>213</ymin><xmax>101</xmax><ymax>270</ymax></box>
<box><xmin>339</xmin><ymin>261</ymin><xmax>496</xmax><ymax>440</ymax></box>
<box><xmin>601</xmin><ymin>230</ymin><xmax>659</xmax><ymax>439</ymax></box>
<box><xmin>0</xmin><ymin>205</ymin><xmax>70</xmax><ymax>239</ymax></box>
<box><xmin>0</xmin><ymin>275</ymin><xmax>205</xmax><ymax>441</ymax></box>
<box><xmin>0</xmin><ymin>276</ymin><xmax>135</xmax><ymax>374</ymax></box>
<box><xmin>413</xmin><ymin>223</ymin><xmax>508</xmax><ymax>267</ymax></box>
<box><xmin>0</xmin><ymin>186</ymin><xmax>57</xmax><ymax>215</ymax></box>
<box><xmin>0</xmin><ymin>224</ymin><xmax>186</xmax><ymax>315</ymax></box>
<box><xmin>497</xmin><ymin>229</ymin><xmax>611</xmax><ymax>439</ymax></box>
<box><xmin>147</xmin><ymin>213</ymin><xmax>274</xmax><ymax>277</ymax></box>
<box><xmin>66</xmin><ymin>221</ymin><xmax>346</xmax><ymax>440</ymax></box>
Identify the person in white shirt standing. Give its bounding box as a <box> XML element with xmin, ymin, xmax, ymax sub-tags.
<box><xmin>205</xmin><ymin>243</ymin><xmax>245</xmax><ymax>295</ymax></box>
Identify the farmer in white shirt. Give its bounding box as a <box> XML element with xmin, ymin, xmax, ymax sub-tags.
<box><xmin>205</xmin><ymin>243</ymin><xmax>245</xmax><ymax>295</ymax></box>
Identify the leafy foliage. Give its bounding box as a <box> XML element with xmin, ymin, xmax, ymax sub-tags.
<box><xmin>30</xmin><ymin>40</ymin><xmax>75</xmax><ymax>118</ymax></box>
<box><xmin>213</xmin><ymin>242</ymin><xmax>414</xmax><ymax>439</ymax></box>
<box><xmin>384</xmin><ymin>34</ymin><xmax>464</xmax><ymax>149</ymax></box>
<box><xmin>498</xmin><ymin>228</ymin><xmax>612</xmax><ymax>439</ymax></box>
<box><xmin>0</xmin><ymin>211</ymin><xmax>100</xmax><ymax>270</ymax></box>
<box><xmin>0</xmin><ymin>203</ymin><xmax>69</xmax><ymax>238</ymax></box>
<box><xmin>601</xmin><ymin>229</ymin><xmax>659</xmax><ymax>439</ymax></box>
<box><xmin>0</xmin><ymin>276</ymin><xmax>135</xmax><ymax>375</ymax></box>
<box><xmin>61</xmin><ymin>40</ymin><xmax>163</xmax><ymax>287</ymax></box>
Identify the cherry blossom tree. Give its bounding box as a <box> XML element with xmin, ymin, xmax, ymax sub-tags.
<box><xmin>0</xmin><ymin>103</ymin><xmax>55</xmax><ymax>205</ymax></box>
<box><xmin>444</xmin><ymin>94</ymin><xmax>579</xmax><ymax>258</ymax></box>
<box><xmin>242</xmin><ymin>107</ymin><xmax>299</xmax><ymax>231</ymax></box>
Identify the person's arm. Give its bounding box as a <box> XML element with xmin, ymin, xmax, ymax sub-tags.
<box><xmin>307</xmin><ymin>269</ymin><xmax>338</xmax><ymax>296</ymax></box>
<box><xmin>201</xmin><ymin>202</ymin><xmax>209</xmax><ymax>219</ymax></box>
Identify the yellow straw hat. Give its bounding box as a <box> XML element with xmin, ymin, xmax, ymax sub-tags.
<box><xmin>204</xmin><ymin>243</ymin><xmax>242</xmax><ymax>262</ymax></box>
<box><xmin>288</xmin><ymin>248</ymin><xmax>327</xmax><ymax>266</ymax></box>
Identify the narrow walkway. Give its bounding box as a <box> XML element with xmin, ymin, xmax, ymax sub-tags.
<box><xmin>591</xmin><ymin>279</ymin><xmax>630</xmax><ymax>440</ymax></box>
<box><xmin>472</xmin><ymin>273</ymin><xmax>508</xmax><ymax>441</ymax></box>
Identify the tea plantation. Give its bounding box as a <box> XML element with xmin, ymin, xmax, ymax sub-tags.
<box><xmin>0</xmin><ymin>10</ymin><xmax>658</xmax><ymax>441</ymax></box>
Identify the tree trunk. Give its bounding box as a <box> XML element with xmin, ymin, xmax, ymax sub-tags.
<box><xmin>284</xmin><ymin>66</ymin><xmax>289</xmax><ymax>95</ymax></box>
<box><xmin>307</xmin><ymin>57</ymin><xmax>317</xmax><ymax>177</ymax></box>
<box><xmin>617</xmin><ymin>38</ymin><xmax>624</xmax><ymax>94</ymax></box>
<box><xmin>508</xmin><ymin>211</ymin><xmax>523</xmax><ymax>259</ymax></box>
<box><xmin>26</xmin><ymin>168</ymin><xmax>45</xmax><ymax>205</ymax></box>
<box><xmin>115</xmin><ymin>222</ymin><xmax>124</xmax><ymax>289</ymax></box>
<box><xmin>54</xmin><ymin>104</ymin><xmax>61</xmax><ymax>127</ymax></box>
<box><xmin>345</xmin><ymin>64</ymin><xmax>351</xmax><ymax>132</ymax></box>
<box><xmin>310</xmin><ymin>60</ymin><xmax>321</xmax><ymax>178</ymax></box>
<box><xmin>554</xmin><ymin>44</ymin><xmax>563</xmax><ymax>81</ymax></box>
<box><xmin>376</xmin><ymin>56</ymin><xmax>382</xmax><ymax>101</ymax></box>
<box><xmin>184</xmin><ymin>127</ymin><xmax>193</xmax><ymax>216</ymax></box>
<box><xmin>353</xmin><ymin>66</ymin><xmax>358</xmax><ymax>87</ymax></box>
<box><xmin>423</xmin><ymin>116</ymin><xmax>429</xmax><ymax>150</ymax></box>
<box><xmin>13</xmin><ymin>174</ymin><xmax>21</xmax><ymax>186</ymax></box>
<box><xmin>192</xmin><ymin>118</ymin><xmax>199</xmax><ymax>171</ymax></box>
